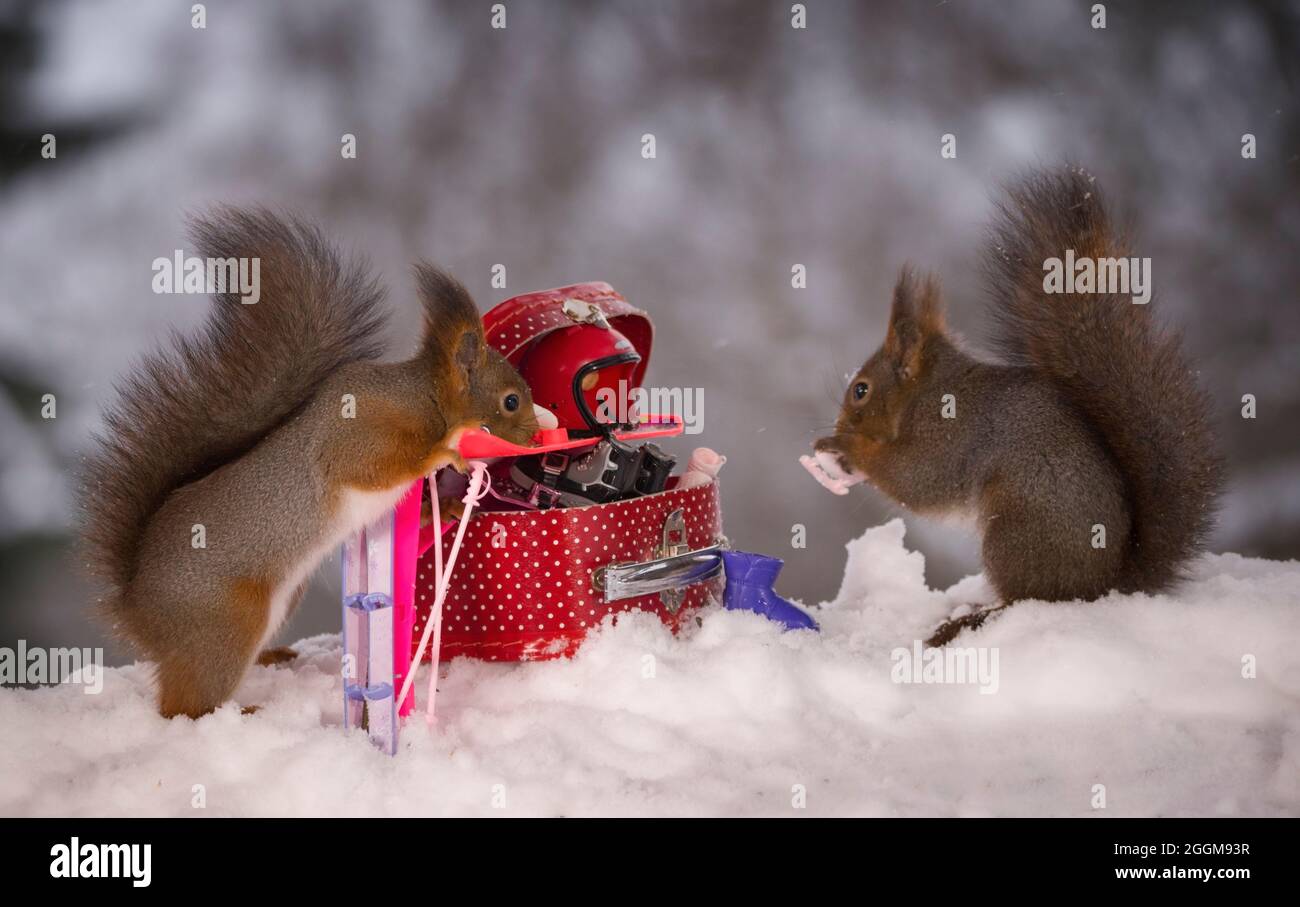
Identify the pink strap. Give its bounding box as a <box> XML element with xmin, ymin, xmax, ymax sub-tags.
<box><xmin>392</xmin><ymin>480</ymin><xmax>422</xmax><ymax>717</ymax></box>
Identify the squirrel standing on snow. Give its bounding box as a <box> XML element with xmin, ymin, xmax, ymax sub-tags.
<box><xmin>805</xmin><ymin>168</ymin><xmax>1223</xmax><ymax>644</ymax></box>
<box><xmin>82</xmin><ymin>209</ymin><xmax>544</xmax><ymax>718</ymax></box>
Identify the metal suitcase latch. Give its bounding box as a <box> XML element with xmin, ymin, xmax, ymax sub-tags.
<box><xmin>591</xmin><ymin>508</ymin><xmax>725</xmax><ymax>613</ymax></box>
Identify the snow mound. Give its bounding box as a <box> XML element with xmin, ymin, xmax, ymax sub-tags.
<box><xmin>2</xmin><ymin>519</ymin><xmax>1297</xmax><ymax>817</ymax></box>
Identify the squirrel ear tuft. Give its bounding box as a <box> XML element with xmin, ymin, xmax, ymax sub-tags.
<box><xmin>414</xmin><ymin>262</ymin><xmax>486</xmax><ymax>379</ymax></box>
<box><xmin>915</xmin><ymin>273</ymin><xmax>945</xmax><ymax>335</ymax></box>
<box><xmin>886</xmin><ymin>267</ymin><xmax>944</xmax><ymax>378</ymax></box>
<box><xmin>453</xmin><ymin>329</ymin><xmax>482</xmax><ymax>384</ymax></box>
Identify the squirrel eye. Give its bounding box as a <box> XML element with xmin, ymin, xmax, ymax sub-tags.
<box><xmin>502</xmin><ymin>392</ymin><xmax>520</xmax><ymax>413</ymax></box>
<box><xmin>852</xmin><ymin>381</ymin><xmax>870</xmax><ymax>401</ymax></box>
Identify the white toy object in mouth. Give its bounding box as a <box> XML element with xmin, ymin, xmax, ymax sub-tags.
<box><xmin>799</xmin><ymin>449</ymin><xmax>864</xmax><ymax>496</ymax></box>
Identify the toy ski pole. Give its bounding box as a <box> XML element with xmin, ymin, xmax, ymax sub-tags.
<box><xmin>395</xmin><ymin>461</ymin><xmax>490</xmax><ymax>725</ymax></box>
<box><xmin>424</xmin><ymin>462</ymin><xmax>490</xmax><ymax>724</ymax></box>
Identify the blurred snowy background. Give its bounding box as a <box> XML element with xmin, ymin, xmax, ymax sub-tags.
<box><xmin>1</xmin><ymin>0</ymin><xmax>1297</xmax><ymax>664</ymax></box>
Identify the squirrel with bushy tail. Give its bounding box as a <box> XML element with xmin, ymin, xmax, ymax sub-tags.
<box><xmin>806</xmin><ymin>167</ymin><xmax>1223</xmax><ymax>644</ymax></box>
<box><xmin>82</xmin><ymin>210</ymin><xmax>545</xmax><ymax>718</ymax></box>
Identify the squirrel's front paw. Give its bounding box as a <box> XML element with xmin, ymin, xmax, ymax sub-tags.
<box><xmin>421</xmin><ymin>494</ymin><xmax>466</xmax><ymax>524</ymax></box>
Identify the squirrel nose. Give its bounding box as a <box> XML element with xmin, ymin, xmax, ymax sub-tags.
<box><xmin>533</xmin><ymin>403</ymin><xmax>559</xmax><ymax>430</ymax></box>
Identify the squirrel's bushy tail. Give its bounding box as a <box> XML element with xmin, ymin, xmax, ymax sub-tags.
<box><xmin>81</xmin><ymin>208</ymin><xmax>387</xmax><ymax>609</ymax></box>
<box><xmin>984</xmin><ymin>167</ymin><xmax>1222</xmax><ymax>593</ymax></box>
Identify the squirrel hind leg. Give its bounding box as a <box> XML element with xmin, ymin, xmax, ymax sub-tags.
<box><xmin>980</xmin><ymin>496</ymin><xmax>1127</xmax><ymax>605</ymax></box>
<box><xmin>155</xmin><ymin>578</ymin><xmax>272</xmax><ymax>719</ymax></box>
<box><xmin>157</xmin><ymin>655</ymin><xmax>234</xmax><ymax>719</ymax></box>
<box><xmin>924</xmin><ymin>604</ymin><xmax>1010</xmax><ymax>647</ymax></box>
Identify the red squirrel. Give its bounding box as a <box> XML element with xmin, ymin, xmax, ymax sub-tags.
<box><xmin>82</xmin><ymin>209</ymin><xmax>542</xmax><ymax>718</ymax></box>
<box><xmin>808</xmin><ymin>168</ymin><xmax>1223</xmax><ymax>644</ymax></box>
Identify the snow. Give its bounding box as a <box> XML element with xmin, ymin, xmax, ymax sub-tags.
<box><xmin>2</xmin><ymin>519</ymin><xmax>1297</xmax><ymax>817</ymax></box>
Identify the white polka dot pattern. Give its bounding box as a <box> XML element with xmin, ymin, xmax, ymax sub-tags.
<box><xmin>487</xmin><ymin>289</ymin><xmax>646</xmax><ymax>362</ymax></box>
<box><xmin>413</xmin><ymin>481</ymin><xmax>723</xmax><ymax>662</ymax></box>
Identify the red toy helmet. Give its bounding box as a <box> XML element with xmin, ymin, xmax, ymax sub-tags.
<box><xmin>483</xmin><ymin>283</ymin><xmax>653</xmax><ymax>433</ymax></box>
<box><xmin>520</xmin><ymin>322</ymin><xmax>640</xmax><ymax>430</ymax></box>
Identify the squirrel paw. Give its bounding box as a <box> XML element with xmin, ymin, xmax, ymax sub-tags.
<box><xmin>420</xmin><ymin>494</ymin><xmax>466</xmax><ymax>526</ymax></box>
<box><xmin>255</xmin><ymin>646</ymin><xmax>298</xmax><ymax>667</ymax></box>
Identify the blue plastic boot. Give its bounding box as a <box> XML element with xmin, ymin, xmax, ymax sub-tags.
<box><xmin>721</xmin><ymin>551</ymin><xmax>819</xmax><ymax>631</ymax></box>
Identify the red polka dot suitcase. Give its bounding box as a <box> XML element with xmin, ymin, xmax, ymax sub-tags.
<box><xmin>412</xmin><ymin>282</ymin><xmax>727</xmax><ymax>662</ymax></box>
<box><xmin>414</xmin><ymin>478</ymin><xmax>723</xmax><ymax>661</ymax></box>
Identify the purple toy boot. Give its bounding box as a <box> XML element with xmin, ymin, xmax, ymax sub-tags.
<box><xmin>721</xmin><ymin>551</ymin><xmax>819</xmax><ymax>631</ymax></box>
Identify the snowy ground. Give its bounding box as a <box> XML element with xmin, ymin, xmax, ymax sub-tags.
<box><xmin>2</xmin><ymin>520</ymin><xmax>1297</xmax><ymax>817</ymax></box>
